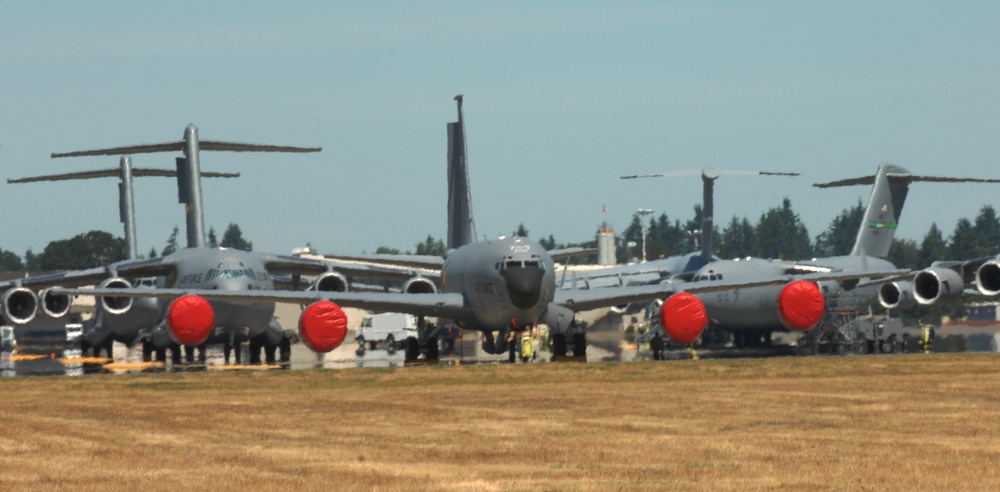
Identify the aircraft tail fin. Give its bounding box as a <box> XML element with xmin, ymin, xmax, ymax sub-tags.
<box><xmin>447</xmin><ymin>95</ymin><xmax>476</xmax><ymax>249</ymax></box>
<box><xmin>52</xmin><ymin>124</ymin><xmax>319</xmax><ymax>250</ymax></box>
<box><xmin>814</xmin><ymin>163</ymin><xmax>1000</xmax><ymax>259</ymax></box>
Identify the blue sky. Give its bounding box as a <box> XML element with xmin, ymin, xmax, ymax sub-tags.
<box><xmin>2</xmin><ymin>1</ymin><xmax>998</xmax><ymax>257</ymax></box>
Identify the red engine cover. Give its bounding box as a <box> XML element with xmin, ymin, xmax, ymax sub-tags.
<box><xmin>777</xmin><ymin>280</ymin><xmax>826</xmax><ymax>331</ymax></box>
<box><xmin>299</xmin><ymin>301</ymin><xmax>348</xmax><ymax>353</ymax></box>
<box><xmin>167</xmin><ymin>294</ymin><xmax>215</xmax><ymax>346</ymax></box>
<box><xmin>659</xmin><ymin>292</ymin><xmax>708</xmax><ymax>344</ymax></box>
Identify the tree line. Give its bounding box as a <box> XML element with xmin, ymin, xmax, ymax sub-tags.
<box><xmin>0</xmin><ymin>223</ymin><xmax>254</xmax><ymax>272</ymax></box>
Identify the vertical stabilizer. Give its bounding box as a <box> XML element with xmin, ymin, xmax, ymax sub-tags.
<box><xmin>118</xmin><ymin>156</ymin><xmax>138</xmax><ymax>260</ymax></box>
<box><xmin>816</xmin><ymin>163</ymin><xmax>1000</xmax><ymax>259</ymax></box>
<box><xmin>700</xmin><ymin>171</ymin><xmax>716</xmax><ymax>263</ymax></box>
<box><xmin>447</xmin><ymin>95</ymin><xmax>476</xmax><ymax>249</ymax></box>
<box><xmin>849</xmin><ymin>164</ymin><xmax>908</xmax><ymax>258</ymax></box>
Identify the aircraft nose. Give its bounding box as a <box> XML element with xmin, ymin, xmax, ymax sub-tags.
<box><xmin>500</xmin><ymin>267</ymin><xmax>545</xmax><ymax>309</ymax></box>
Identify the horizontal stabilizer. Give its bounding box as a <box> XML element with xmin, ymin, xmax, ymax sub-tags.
<box><xmin>621</xmin><ymin>168</ymin><xmax>799</xmax><ymax>179</ymax></box>
<box><xmin>52</xmin><ymin>140</ymin><xmax>321</xmax><ymax>158</ymax></box>
<box><xmin>8</xmin><ymin>168</ymin><xmax>239</xmax><ymax>184</ymax></box>
<box><xmin>814</xmin><ymin>170</ymin><xmax>1000</xmax><ymax>188</ymax></box>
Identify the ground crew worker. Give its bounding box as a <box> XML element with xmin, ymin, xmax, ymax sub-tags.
<box><xmin>919</xmin><ymin>322</ymin><xmax>935</xmax><ymax>354</ymax></box>
<box><xmin>520</xmin><ymin>330</ymin><xmax>535</xmax><ymax>363</ymax></box>
<box><xmin>650</xmin><ymin>332</ymin><xmax>664</xmax><ymax>361</ymax></box>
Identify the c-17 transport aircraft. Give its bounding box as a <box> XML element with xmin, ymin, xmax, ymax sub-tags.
<box><xmin>1</xmin><ymin>124</ymin><xmax>370</xmax><ymax>365</ymax></box>
<box><xmin>642</xmin><ymin>163</ymin><xmax>1000</xmax><ymax>347</ymax></box>
<box><xmin>7</xmin><ymin>154</ymin><xmax>239</xmax><ymax>358</ymax></box>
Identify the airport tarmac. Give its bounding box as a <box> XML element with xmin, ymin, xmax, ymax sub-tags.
<box><xmin>5</xmin><ymin>303</ymin><xmax>1000</xmax><ymax>376</ymax></box>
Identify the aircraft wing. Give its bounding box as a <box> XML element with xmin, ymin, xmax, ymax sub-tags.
<box><xmin>548</xmin><ymin>247</ymin><xmax>597</xmax><ymax>261</ymax></box>
<box><xmin>53</xmin><ymin>287</ymin><xmax>470</xmax><ymax>320</ymax></box>
<box><xmin>0</xmin><ymin>256</ymin><xmax>183</xmax><ymax>292</ymax></box>
<box><xmin>260</xmin><ymin>254</ymin><xmax>330</xmax><ymax>276</ymax></box>
<box><xmin>316</xmin><ymin>254</ymin><xmax>445</xmax><ymax>271</ymax></box>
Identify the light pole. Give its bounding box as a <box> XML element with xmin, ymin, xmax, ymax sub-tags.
<box><xmin>637</xmin><ymin>208</ymin><xmax>653</xmax><ymax>263</ymax></box>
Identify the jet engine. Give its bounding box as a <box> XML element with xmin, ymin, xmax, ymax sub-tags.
<box><xmin>878</xmin><ymin>280</ymin><xmax>917</xmax><ymax>310</ymax></box>
<box><xmin>658</xmin><ymin>292</ymin><xmax>708</xmax><ymax>344</ymax></box>
<box><xmin>38</xmin><ymin>287</ymin><xmax>71</xmax><ymax>319</ymax></box>
<box><xmin>298</xmin><ymin>301</ymin><xmax>348</xmax><ymax>352</ymax></box>
<box><xmin>913</xmin><ymin>266</ymin><xmax>964</xmax><ymax>305</ymax></box>
<box><xmin>98</xmin><ymin>277</ymin><xmax>134</xmax><ymax>315</ymax></box>
<box><xmin>311</xmin><ymin>271</ymin><xmax>349</xmax><ymax>293</ymax></box>
<box><xmin>776</xmin><ymin>280</ymin><xmax>826</xmax><ymax>331</ymax></box>
<box><xmin>402</xmin><ymin>275</ymin><xmax>437</xmax><ymax>294</ymax></box>
<box><xmin>1</xmin><ymin>287</ymin><xmax>38</xmax><ymax>325</ymax></box>
<box><xmin>165</xmin><ymin>294</ymin><xmax>215</xmax><ymax>346</ymax></box>
<box><xmin>975</xmin><ymin>260</ymin><xmax>1000</xmax><ymax>296</ymax></box>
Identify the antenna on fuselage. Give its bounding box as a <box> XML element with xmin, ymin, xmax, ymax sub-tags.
<box><xmin>10</xmin><ymin>155</ymin><xmax>240</xmax><ymax>260</ymax></box>
<box><xmin>621</xmin><ymin>168</ymin><xmax>799</xmax><ymax>263</ymax></box>
<box><xmin>52</xmin><ymin>123</ymin><xmax>321</xmax><ymax>249</ymax></box>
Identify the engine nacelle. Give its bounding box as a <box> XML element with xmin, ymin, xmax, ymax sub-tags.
<box><xmin>39</xmin><ymin>287</ymin><xmax>72</xmax><ymax>319</ymax></box>
<box><xmin>166</xmin><ymin>294</ymin><xmax>215</xmax><ymax>346</ymax></box>
<box><xmin>2</xmin><ymin>287</ymin><xmax>38</xmax><ymax>325</ymax></box>
<box><xmin>298</xmin><ymin>301</ymin><xmax>348</xmax><ymax>352</ymax></box>
<box><xmin>402</xmin><ymin>276</ymin><xmax>437</xmax><ymax>294</ymax></box>
<box><xmin>975</xmin><ymin>260</ymin><xmax>1000</xmax><ymax>296</ymax></box>
<box><xmin>312</xmin><ymin>271</ymin><xmax>349</xmax><ymax>293</ymax></box>
<box><xmin>913</xmin><ymin>266</ymin><xmax>964</xmax><ymax>305</ymax></box>
<box><xmin>776</xmin><ymin>280</ymin><xmax>825</xmax><ymax>331</ymax></box>
<box><xmin>98</xmin><ymin>277</ymin><xmax>133</xmax><ymax>315</ymax></box>
<box><xmin>658</xmin><ymin>292</ymin><xmax>708</xmax><ymax>344</ymax></box>
<box><xmin>878</xmin><ymin>280</ymin><xmax>917</xmax><ymax>310</ymax></box>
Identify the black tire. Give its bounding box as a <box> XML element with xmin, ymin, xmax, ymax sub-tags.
<box><xmin>508</xmin><ymin>340</ymin><xmax>516</xmax><ymax>363</ymax></box>
<box><xmin>572</xmin><ymin>333</ymin><xmax>587</xmax><ymax>357</ymax></box>
<box><xmin>426</xmin><ymin>336</ymin><xmax>439</xmax><ymax>360</ymax></box>
<box><xmin>142</xmin><ymin>341</ymin><xmax>153</xmax><ymax>363</ymax></box>
<box><xmin>279</xmin><ymin>337</ymin><xmax>292</xmax><ymax>364</ymax></box>
<box><xmin>405</xmin><ymin>336</ymin><xmax>420</xmax><ymax>361</ymax></box>
<box><xmin>552</xmin><ymin>334</ymin><xmax>568</xmax><ymax>357</ymax></box>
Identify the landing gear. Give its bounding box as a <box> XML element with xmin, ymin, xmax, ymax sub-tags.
<box><xmin>425</xmin><ymin>336</ymin><xmax>439</xmax><ymax>360</ymax></box>
<box><xmin>184</xmin><ymin>345</ymin><xmax>195</xmax><ymax>363</ymax></box>
<box><xmin>508</xmin><ymin>339</ymin><xmax>516</xmax><ymax>363</ymax></box>
<box><xmin>264</xmin><ymin>343</ymin><xmax>277</xmax><ymax>365</ymax></box>
<box><xmin>279</xmin><ymin>337</ymin><xmax>292</xmax><ymax>365</ymax></box>
<box><xmin>551</xmin><ymin>333</ymin><xmax>568</xmax><ymax>357</ymax></box>
<box><xmin>249</xmin><ymin>338</ymin><xmax>262</xmax><ymax>365</ymax></box>
<box><xmin>405</xmin><ymin>336</ymin><xmax>420</xmax><ymax>362</ymax></box>
<box><xmin>572</xmin><ymin>333</ymin><xmax>587</xmax><ymax>357</ymax></box>
<box><xmin>142</xmin><ymin>341</ymin><xmax>153</xmax><ymax>363</ymax></box>
<box><xmin>223</xmin><ymin>340</ymin><xmax>233</xmax><ymax>365</ymax></box>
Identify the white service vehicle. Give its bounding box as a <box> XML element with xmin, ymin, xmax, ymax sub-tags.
<box><xmin>355</xmin><ymin>313</ymin><xmax>418</xmax><ymax>353</ymax></box>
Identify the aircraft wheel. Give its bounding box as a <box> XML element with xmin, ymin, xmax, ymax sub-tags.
<box><xmin>170</xmin><ymin>344</ymin><xmax>182</xmax><ymax>365</ymax></box>
<box><xmin>198</xmin><ymin>343</ymin><xmax>207</xmax><ymax>363</ymax></box>
<box><xmin>552</xmin><ymin>334</ymin><xmax>568</xmax><ymax>357</ymax></box>
<box><xmin>405</xmin><ymin>336</ymin><xmax>420</xmax><ymax>362</ymax></box>
<box><xmin>142</xmin><ymin>341</ymin><xmax>153</xmax><ymax>363</ymax></box>
<box><xmin>223</xmin><ymin>341</ymin><xmax>233</xmax><ymax>365</ymax></box>
<box><xmin>572</xmin><ymin>333</ymin><xmax>587</xmax><ymax>357</ymax></box>
<box><xmin>264</xmin><ymin>343</ymin><xmax>277</xmax><ymax>365</ymax></box>
<box><xmin>508</xmin><ymin>340</ymin><xmax>516</xmax><ymax>363</ymax></box>
<box><xmin>184</xmin><ymin>345</ymin><xmax>195</xmax><ymax>363</ymax></box>
<box><xmin>426</xmin><ymin>336</ymin><xmax>439</xmax><ymax>360</ymax></box>
<box><xmin>369</xmin><ymin>341</ymin><xmax>378</xmax><ymax>350</ymax></box>
<box><xmin>155</xmin><ymin>348</ymin><xmax>167</xmax><ymax>362</ymax></box>
<box><xmin>249</xmin><ymin>338</ymin><xmax>262</xmax><ymax>365</ymax></box>
<box><xmin>279</xmin><ymin>337</ymin><xmax>292</xmax><ymax>364</ymax></box>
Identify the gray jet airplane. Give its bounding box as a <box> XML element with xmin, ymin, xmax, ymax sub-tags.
<box><xmin>645</xmin><ymin>163</ymin><xmax>1000</xmax><ymax>346</ymax></box>
<box><xmin>7</xmin><ymin>155</ymin><xmax>239</xmax><ymax>357</ymax></box>
<box><xmin>1</xmin><ymin>124</ymin><xmax>364</xmax><ymax>365</ymax></box>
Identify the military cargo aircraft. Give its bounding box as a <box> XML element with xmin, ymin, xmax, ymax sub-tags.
<box><xmin>646</xmin><ymin>163</ymin><xmax>1000</xmax><ymax>346</ymax></box>
<box><xmin>7</xmin><ymin>155</ymin><xmax>238</xmax><ymax>358</ymax></box>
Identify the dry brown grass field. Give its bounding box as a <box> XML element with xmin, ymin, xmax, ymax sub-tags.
<box><xmin>2</xmin><ymin>354</ymin><xmax>1000</xmax><ymax>490</ymax></box>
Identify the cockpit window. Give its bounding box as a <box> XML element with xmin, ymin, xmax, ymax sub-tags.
<box><xmin>217</xmin><ymin>269</ymin><xmax>246</xmax><ymax>279</ymax></box>
<box><xmin>499</xmin><ymin>256</ymin><xmax>545</xmax><ymax>270</ymax></box>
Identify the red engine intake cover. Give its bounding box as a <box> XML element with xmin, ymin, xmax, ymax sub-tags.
<box><xmin>777</xmin><ymin>280</ymin><xmax>826</xmax><ymax>331</ymax></box>
<box><xmin>659</xmin><ymin>292</ymin><xmax>708</xmax><ymax>344</ymax></box>
<box><xmin>299</xmin><ymin>301</ymin><xmax>348</xmax><ymax>353</ymax></box>
<box><xmin>167</xmin><ymin>295</ymin><xmax>215</xmax><ymax>346</ymax></box>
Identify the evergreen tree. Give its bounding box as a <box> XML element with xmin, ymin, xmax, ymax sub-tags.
<box><xmin>414</xmin><ymin>235</ymin><xmax>446</xmax><ymax>257</ymax></box>
<box><xmin>886</xmin><ymin>239</ymin><xmax>921</xmax><ymax>270</ymax></box>
<box><xmin>918</xmin><ymin>223</ymin><xmax>948</xmax><ymax>268</ymax></box>
<box><xmin>220</xmin><ymin>223</ymin><xmax>253</xmax><ymax>251</ymax></box>
<box><xmin>539</xmin><ymin>234</ymin><xmax>557</xmax><ymax>251</ymax></box>
<box><xmin>208</xmin><ymin>227</ymin><xmax>219</xmax><ymax>248</ymax></box>
<box><xmin>754</xmin><ymin>198</ymin><xmax>812</xmax><ymax>259</ymax></box>
<box><xmin>814</xmin><ymin>200</ymin><xmax>864</xmax><ymax>257</ymax></box>
<box><xmin>718</xmin><ymin>216</ymin><xmax>756</xmax><ymax>259</ymax></box>
<box><xmin>947</xmin><ymin>217</ymin><xmax>978</xmax><ymax>260</ymax></box>
<box><xmin>148</xmin><ymin>247</ymin><xmax>158</xmax><ymax>258</ymax></box>
<box><xmin>37</xmin><ymin>230</ymin><xmax>125</xmax><ymax>270</ymax></box>
<box><xmin>513</xmin><ymin>223</ymin><xmax>529</xmax><ymax>238</ymax></box>
<box><xmin>375</xmin><ymin>246</ymin><xmax>401</xmax><ymax>254</ymax></box>
<box><xmin>972</xmin><ymin>205</ymin><xmax>1000</xmax><ymax>257</ymax></box>
<box><xmin>24</xmin><ymin>249</ymin><xmax>40</xmax><ymax>271</ymax></box>
<box><xmin>0</xmin><ymin>249</ymin><xmax>23</xmax><ymax>271</ymax></box>
<box><xmin>162</xmin><ymin>226</ymin><xmax>180</xmax><ymax>256</ymax></box>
